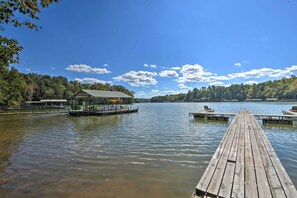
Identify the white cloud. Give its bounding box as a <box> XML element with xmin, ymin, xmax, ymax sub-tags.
<box><xmin>66</xmin><ymin>64</ymin><xmax>111</xmax><ymax>74</ymax></box>
<box><xmin>113</xmin><ymin>71</ymin><xmax>158</xmax><ymax>87</ymax></box>
<box><xmin>144</xmin><ymin>64</ymin><xmax>157</xmax><ymax>68</ymax></box>
<box><xmin>209</xmin><ymin>81</ymin><xmax>225</xmax><ymax>86</ymax></box>
<box><xmin>50</xmin><ymin>67</ymin><xmax>56</xmax><ymax>70</ymax></box>
<box><xmin>178</xmin><ymin>83</ymin><xmax>193</xmax><ymax>90</ymax></box>
<box><xmin>171</xmin><ymin>67</ymin><xmax>181</xmax><ymax>70</ymax></box>
<box><xmin>234</xmin><ymin>63</ymin><xmax>241</xmax><ymax>67</ymax></box>
<box><xmin>242</xmin><ymin>60</ymin><xmax>250</xmax><ymax>64</ymax></box>
<box><xmin>151</xmin><ymin>90</ymin><xmax>159</xmax><ymax>93</ymax></box>
<box><xmin>227</xmin><ymin>66</ymin><xmax>297</xmax><ymax>79</ymax></box>
<box><xmin>159</xmin><ymin>70</ymin><xmax>179</xmax><ymax>78</ymax></box>
<box><xmin>177</xmin><ymin>64</ymin><xmax>297</xmax><ymax>85</ymax></box>
<box><xmin>178</xmin><ymin>64</ymin><xmax>214</xmax><ymax>83</ymax></box>
<box><xmin>74</xmin><ymin>78</ymin><xmax>112</xmax><ymax>84</ymax></box>
<box><xmin>244</xmin><ymin>81</ymin><xmax>259</xmax><ymax>85</ymax></box>
<box><xmin>25</xmin><ymin>68</ymin><xmax>31</xmax><ymax>71</ymax></box>
<box><xmin>103</xmin><ymin>64</ymin><xmax>109</xmax><ymax>67</ymax></box>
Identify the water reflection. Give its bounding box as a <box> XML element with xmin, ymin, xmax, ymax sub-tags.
<box><xmin>191</xmin><ymin>118</ymin><xmax>229</xmax><ymax>125</ymax></box>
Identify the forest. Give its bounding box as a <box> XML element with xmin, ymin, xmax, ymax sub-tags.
<box><xmin>0</xmin><ymin>67</ymin><xmax>134</xmax><ymax>108</ymax></box>
<box><xmin>151</xmin><ymin>76</ymin><xmax>297</xmax><ymax>102</ymax></box>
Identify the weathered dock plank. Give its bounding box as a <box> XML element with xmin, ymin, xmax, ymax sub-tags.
<box><xmin>244</xmin><ymin>112</ymin><xmax>258</xmax><ymax>198</ymax></box>
<box><xmin>247</xmin><ymin>114</ymin><xmax>272</xmax><ymax>198</ymax></box>
<box><xmin>206</xmin><ymin>121</ymin><xmax>237</xmax><ymax>195</ymax></box>
<box><xmin>249</xmin><ymin>114</ymin><xmax>286</xmax><ymax>198</ymax></box>
<box><xmin>251</xmin><ymin>115</ymin><xmax>297</xmax><ymax>197</ymax></box>
<box><xmin>195</xmin><ymin>116</ymin><xmax>238</xmax><ymax>195</ymax></box>
<box><xmin>194</xmin><ymin>110</ymin><xmax>297</xmax><ymax>198</ymax></box>
<box><xmin>231</xmin><ymin>113</ymin><xmax>245</xmax><ymax>198</ymax></box>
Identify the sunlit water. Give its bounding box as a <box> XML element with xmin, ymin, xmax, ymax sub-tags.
<box><xmin>0</xmin><ymin>103</ymin><xmax>296</xmax><ymax>197</ymax></box>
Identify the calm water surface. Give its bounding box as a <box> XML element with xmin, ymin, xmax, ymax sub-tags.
<box><xmin>0</xmin><ymin>103</ymin><xmax>296</xmax><ymax>197</ymax></box>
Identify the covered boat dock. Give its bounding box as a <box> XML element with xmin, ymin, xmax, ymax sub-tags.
<box><xmin>69</xmin><ymin>89</ymin><xmax>138</xmax><ymax>116</ymax></box>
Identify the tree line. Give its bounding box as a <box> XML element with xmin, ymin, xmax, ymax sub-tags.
<box><xmin>150</xmin><ymin>93</ymin><xmax>186</xmax><ymax>102</ymax></box>
<box><xmin>151</xmin><ymin>76</ymin><xmax>297</xmax><ymax>102</ymax></box>
<box><xmin>0</xmin><ymin>67</ymin><xmax>134</xmax><ymax>108</ymax></box>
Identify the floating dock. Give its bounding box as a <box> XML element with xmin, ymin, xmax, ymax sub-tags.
<box><xmin>190</xmin><ymin>111</ymin><xmax>297</xmax><ymax>125</ymax></box>
<box><xmin>193</xmin><ymin>110</ymin><xmax>297</xmax><ymax>198</ymax></box>
<box><xmin>69</xmin><ymin>108</ymin><xmax>138</xmax><ymax>116</ymax></box>
<box><xmin>189</xmin><ymin>112</ymin><xmax>235</xmax><ymax>121</ymax></box>
<box><xmin>254</xmin><ymin>113</ymin><xmax>297</xmax><ymax>125</ymax></box>
<box><xmin>283</xmin><ymin>109</ymin><xmax>297</xmax><ymax>116</ymax></box>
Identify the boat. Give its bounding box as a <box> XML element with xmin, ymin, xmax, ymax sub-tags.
<box><xmin>203</xmin><ymin>105</ymin><xmax>215</xmax><ymax>112</ymax></box>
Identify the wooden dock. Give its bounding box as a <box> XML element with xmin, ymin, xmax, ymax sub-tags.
<box><xmin>190</xmin><ymin>111</ymin><xmax>297</xmax><ymax>125</ymax></box>
<box><xmin>283</xmin><ymin>109</ymin><xmax>297</xmax><ymax>116</ymax></box>
<box><xmin>193</xmin><ymin>110</ymin><xmax>297</xmax><ymax>198</ymax></box>
<box><xmin>189</xmin><ymin>112</ymin><xmax>235</xmax><ymax>121</ymax></box>
<box><xmin>253</xmin><ymin>114</ymin><xmax>297</xmax><ymax>125</ymax></box>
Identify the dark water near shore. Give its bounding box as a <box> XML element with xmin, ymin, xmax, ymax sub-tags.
<box><xmin>0</xmin><ymin>102</ymin><xmax>296</xmax><ymax>197</ymax></box>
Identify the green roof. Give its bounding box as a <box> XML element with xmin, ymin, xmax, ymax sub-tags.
<box><xmin>75</xmin><ymin>89</ymin><xmax>132</xmax><ymax>98</ymax></box>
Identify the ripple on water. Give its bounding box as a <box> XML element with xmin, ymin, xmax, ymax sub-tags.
<box><xmin>0</xmin><ymin>103</ymin><xmax>296</xmax><ymax>197</ymax></box>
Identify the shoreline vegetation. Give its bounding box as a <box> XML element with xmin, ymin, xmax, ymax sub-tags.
<box><xmin>149</xmin><ymin>75</ymin><xmax>297</xmax><ymax>103</ymax></box>
<box><xmin>0</xmin><ymin>68</ymin><xmax>134</xmax><ymax>109</ymax></box>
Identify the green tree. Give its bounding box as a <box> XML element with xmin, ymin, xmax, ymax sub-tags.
<box><xmin>0</xmin><ymin>0</ymin><xmax>59</xmax><ymax>68</ymax></box>
<box><xmin>0</xmin><ymin>70</ymin><xmax>8</xmax><ymax>105</ymax></box>
<box><xmin>5</xmin><ymin>67</ymin><xmax>26</xmax><ymax>107</ymax></box>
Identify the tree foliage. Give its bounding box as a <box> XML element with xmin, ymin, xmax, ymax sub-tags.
<box><xmin>0</xmin><ymin>0</ymin><xmax>59</xmax><ymax>68</ymax></box>
<box><xmin>151</xmin><ymin>93</ymin><xmax>186</xmax><ymax>102</ymax></box>
<box><xmin>0</xmin><ymin>36</ymin><xmax>22</xmax><ymax>69</ymax></box>
<box><xmin>151</xmin><ymin>76</ymin><xmax>297</xmax><ymax>102</ymax></box>
<box><xmin>0</xmin><ymin>68</ymin><xmax>135</xmax><ymax>108</ymax></box>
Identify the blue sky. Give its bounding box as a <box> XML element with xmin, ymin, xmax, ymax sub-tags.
<box><xmin>5</xmin><ymin>0</ymin><xmax>297</xmax><ymax>98</ymax></box>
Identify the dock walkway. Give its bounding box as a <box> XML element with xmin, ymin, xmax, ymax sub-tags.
<box><xmin>194</xmin><ymin>110</ymin><xmax>297</xmax><ymax>198</ymax></box>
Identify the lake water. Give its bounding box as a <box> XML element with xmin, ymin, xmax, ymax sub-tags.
<box><xmin>0</xmin><ymin>103</ymin><xmax>296</xmax><ymax>197</ymax></box>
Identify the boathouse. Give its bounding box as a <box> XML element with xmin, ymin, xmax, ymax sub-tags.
<box><xmin>69</xmin><ymin>89</ymin><xmax>137</xmax><ymax>116</ymax></box>
<box><xmin>72</xmin><ymin>89</ymin><xmax>132</xmax><ymax>105</ymax></box>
